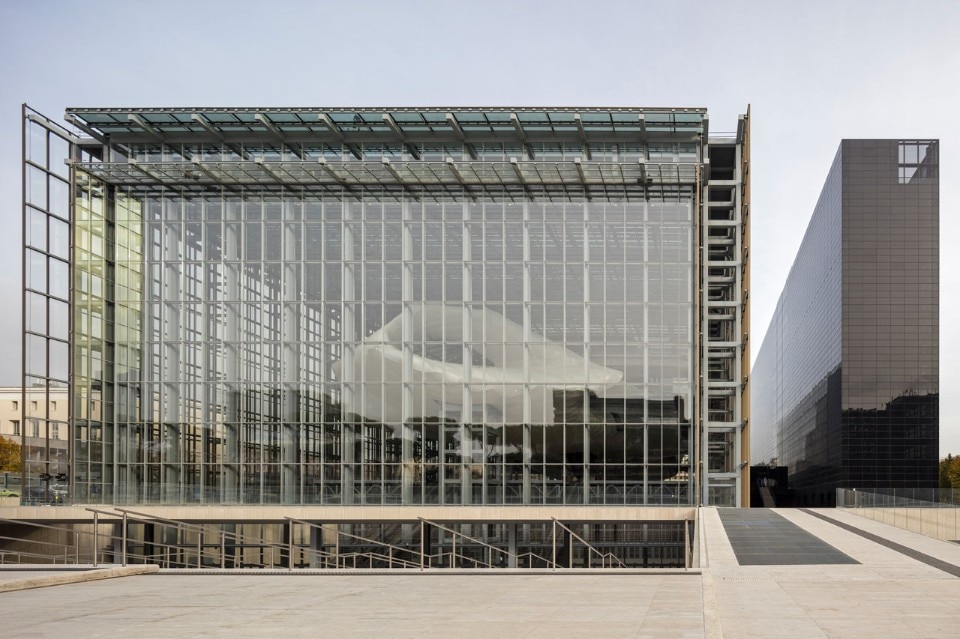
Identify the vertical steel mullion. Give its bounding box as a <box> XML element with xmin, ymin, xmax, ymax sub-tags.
<box><xmin>20</xmin><ymin>105</ymin><xmax>28</xmax><ymax>499</ymax></box>
<box><xmin>521</xmin><ymin>201</ymin><xmax>531</xmax><ymax>505</ymax></box>
<box><xmin>699</xmin><ymin>171</ymin><xmax>709</xmax><ymax>505</ymax></box>
<box><xmin>400</xmin><ymin>199</ymin><xmax>413</xmax><ymax>505</ymax></box>
<box><xmin>43</xmin><ymin>124</ymin><xmax>52</xmax><ymax>505</ymax></box>
<box><xmin>582</xmin><ymin>204</ymin><xmax>591</xmax><ymax>505</ymax></box>
<box><xmin>642</xmin><ymin>199</ymin><xmax>650</xmax><ymax>505</ymax></box>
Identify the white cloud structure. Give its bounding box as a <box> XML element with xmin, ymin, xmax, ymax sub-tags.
<box><xmin>337</xmin><ymin>303</ymin><xmax>623</xmax><ymax>425</ymax></box>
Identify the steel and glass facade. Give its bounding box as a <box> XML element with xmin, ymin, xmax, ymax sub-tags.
<box><xmin>752</xmin><ymin>139</ymin><xmax>939</xmax><ymax>505</ymax></box>
<box><xmin>22</xmin><ymin>106</ymin><xmax>750</xmax><ymax>513</ymax></box>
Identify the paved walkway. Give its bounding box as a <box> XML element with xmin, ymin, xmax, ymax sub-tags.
<box><xmin>702</xmin><ymin>508</ymin><xmax>960</xmax><ymax>638</ymax></box>
<box><xmin>0</xmin><ymin>572</ymin><xmax>705</xmax><ymax>638</ymax></box>
<box><xmin>2</xmin><ymin>508</ymin><xmax>960</xmax><ymax>637</ymax></box>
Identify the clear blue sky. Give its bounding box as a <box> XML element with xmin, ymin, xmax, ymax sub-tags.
<box><xmin>1</xmin><ymin>0</ymin><xmax>957</xmax><ymax>451</ymax></box>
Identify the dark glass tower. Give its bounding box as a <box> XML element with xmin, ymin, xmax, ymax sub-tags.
<box><xmin>752</xmin><ymin>139</ymin><xmax>939</xmax><ymax>506</ymax></box>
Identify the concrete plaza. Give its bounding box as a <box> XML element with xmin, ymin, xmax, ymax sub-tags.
<box><xmin>2</xmin><ymin>508</ymin><xmax>960</xmax><ymax>638</ymax></box>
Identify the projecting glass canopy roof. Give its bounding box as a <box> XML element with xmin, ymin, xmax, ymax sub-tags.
<box><xmin>74</xmin><ymin>158</ymin><xmax>700</xmax><ymax>190</ymax></box>
<box><xmin>66</xmin><ymin>107</ymin><xmax>706</xmax><ymax>140</ymax></box>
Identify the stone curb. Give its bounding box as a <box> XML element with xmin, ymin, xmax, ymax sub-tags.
<box><xmin>699</xmin><ymin>507</ymin><xmax>724</xmax><ymax>639</ymax></box>
<box><xmin>0</xmin><ymin>564</ymin><xmax>158</xmax><ymax>593</ymax></box>
<box><xmin>159</xmin><ymin>567</ymin><xmax>702</xmax><ymax>576</ymax></box>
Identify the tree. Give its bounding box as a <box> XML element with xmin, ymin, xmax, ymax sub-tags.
<box><xmin>939</xmin><ymin>454</ymin><xmax>960</xmax><ymax>489</ymax></box>
<box><xmin>0</xmin><ymin>435</ymin><xmax>21</xmax><ymax>473</ymax></box>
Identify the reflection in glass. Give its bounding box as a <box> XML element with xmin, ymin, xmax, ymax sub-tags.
<box><xmin>752</xmin><ymin>140</ymin><xmax>938</xmax><ymax>506</ymax></box>
<box><xmin>78</xmin><ymin>191</ymin><xmax>699</xmax><ymax>506</ymax></box>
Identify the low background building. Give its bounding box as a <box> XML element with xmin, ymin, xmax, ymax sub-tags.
<box><xmin>0</xmin><ymin>386</ymin><xmax>70</xmax><ymax>499</ymax></box>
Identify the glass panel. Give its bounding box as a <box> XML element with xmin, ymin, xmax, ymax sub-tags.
<box><xmin>27</xmin><ymin>249</ymin><xmax>47</xmax><ymax>293</ymax></box>
<box><xmin>28</xmin><ymin>122</ymin><xmax>46</xmax><ymax>165</ymax></box>
<box><xmin>49</xmin><ymin>134</ymin><xmax>70</xmax><ymax>180</ymax></box>
<box><xmin>26</xmin><ymin>291</ymin><xmax>47</xmax><ymax>334</ymax></box>
<box><xmin>27</xmin><ymin>165</ymin><xmax>47</xmax><ymax>210</ymax></box>
<box><xmin>28</xmin><ymin>207</ymin><xmax>47</xmax><ymax>251</ymax></box>
<box><xmin>49</xmin><ymin>298</ymin><xmax>69</xmax><ymax>341</ymax></box>
<box><xmin>49</xmin><ymin>339</ymin><xmax>69</xmax><ymax>382</ymax></box>
<box><xmin>26</xmin><ymin>334</ymin><xmax>46</xmax><ymax>377</ymax></box>
<box><xmin>49</xmin><ymin>258</ymin><xmax>69</xmax><ymax>300</ymax></box>
<box><xmin>49</xmin><ymin>176</ymin><xmax>69</xmax><ymax>220</ymax></box>
<box><xmin>49</xmin><ymin>217</ymin><xmax>70</xmax><ymax>259</ymax></box>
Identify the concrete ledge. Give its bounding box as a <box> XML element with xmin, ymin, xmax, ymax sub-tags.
<box><xmin>0</xmin><ymin>504</ymin><xmax>696</xmax><ymax>524</ymax></box>
<box><xmin>0</xmin><ymin>564</ymin><xmax>158</xmax><ymax>593</ymax></box>
<box><xmin>158</xmin><ymin>567</ymin><xmax>701</xmax><ymax>576</ymax></box>
<box><xmin>698</xmin><ymin>507</ymin><xmax>723</xmax><ymax>639</ymax></box>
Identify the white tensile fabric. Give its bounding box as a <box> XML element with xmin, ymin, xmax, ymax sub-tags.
<box><xmin>336</xmin><ymin>302</ymin><xmax>623</xmax><ymax>425</ymax></box>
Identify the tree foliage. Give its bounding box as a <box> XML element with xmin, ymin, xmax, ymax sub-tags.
<box><xmin>939</xmin><ymin>454</ymin><xmax>960</xmax><ymax>489</ymax></box>
<box><xmin>0</xmin><ymin>435</ymin><xmax>21</xmax><ymax>473</ymax></box>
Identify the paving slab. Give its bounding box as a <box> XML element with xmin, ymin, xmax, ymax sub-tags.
<box><xmin>0</xmin><ymin>573</ymin><xmax>704</xmax><ymax>638</ymax></box>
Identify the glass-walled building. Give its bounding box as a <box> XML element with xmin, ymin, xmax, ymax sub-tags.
<box><xmin>752</xmin><ymin>139</ymin><xmax>939</xmax><ymax>506</ymax></box>
<box><xmin>22</xmin><ymin>106</ymin><xmax>750</xmax><ymax>511</ymax></box>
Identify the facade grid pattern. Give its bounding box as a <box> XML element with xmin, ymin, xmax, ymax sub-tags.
<box><xmin>752</xmin><ymin>139</ymin><xmax>939</xmax><ymax>505</ymax></box>
<box><xmin>20</xmin><ymin>106</ymin><xmax>750</xmax><ymax>509</ymax></box>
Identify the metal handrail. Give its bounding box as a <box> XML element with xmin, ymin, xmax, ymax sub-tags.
<box><xmin>551</xmin><ymin>519</ymin><xmax>626</xmax><ymax>569</ymax></box>
<box><xmin>285</xmin><ymin>517</ymin><xmax>421</xmax><ymax>571</ymax></box>
<box><xmin>0</xmin><ymin>517</ymin><xmax>81</xmax><ymax>564</ymax></box>
<box><xmin>515</xmin><ymin>551</ymin><xmax>555</xmax><ymax>568</ymax></box>
<box><xmin>335</xmin><ymin>551</ymin><xmax>422</xmax><ymax>570</ymax></box>
<box><xmin>418</xmin><ymin>517</ymin><xmax>555</xmax><ymax>569</ymax></box>
<box><xmin>419</xmin><ymin>518</ymin><xmax>506</xmax><ymax>565</ymax></box>
<box><xmin>88</xmin><ymin>507</ymin><xmax>294</xmax><ymax>569</ymax></box>
<box><xmin>82</xmin><ymin>509</ymin><xmax>212</xmax><ymax>569</ymax></box>
<box><xmin>0</xmin><ymin>549</ymin><xmax>73</xmax><ymax>565</ymax></box>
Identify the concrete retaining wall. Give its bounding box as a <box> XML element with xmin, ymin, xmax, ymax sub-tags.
<box><xmin>840</xmin><ymin>507</ymin><xmax>960</xmax><ymax>542</ymax></box>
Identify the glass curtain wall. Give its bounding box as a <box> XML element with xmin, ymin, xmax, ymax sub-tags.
<box><xmin>22</xmin><ymin>107</ymin><xmax>73</xmax><ymax>504</ymax></box>
<box><xmin>97</xmin><ymin>188</ymin><xmax>695</xmax><ymax>506</ymax></box>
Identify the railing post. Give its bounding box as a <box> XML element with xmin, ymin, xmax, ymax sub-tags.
<box><xmin>121</xmin><ymin>512</ymin><xmax>128</xmax><ymax>567</ymax></box>
<box><xmin>684</xmin><ymin>520</ymin><xmax>690</xmax><ymax>568</ymax></box>
<box><xmin>419</xmin><ymin>520</ymin><xmax>425</xmax><ymax>571</ymax></box>
<box><xmin>551</xmin><ymin>520</ymin><xmax>557</xmax><ymax>571</ymax></box>
<box><xmin>93</xmin><ymin>512</ymin><xmax>99</xmax><ymax>568</ymax></box>
<box><xmin>221</xmin><ymin>531</ymin><xmax>226</xmax><ymax>569</ymax></box>
<box><xmin>288</xmin><ymin>521</ymin><xmax>294</xmax><ymax>571</ymax></box>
